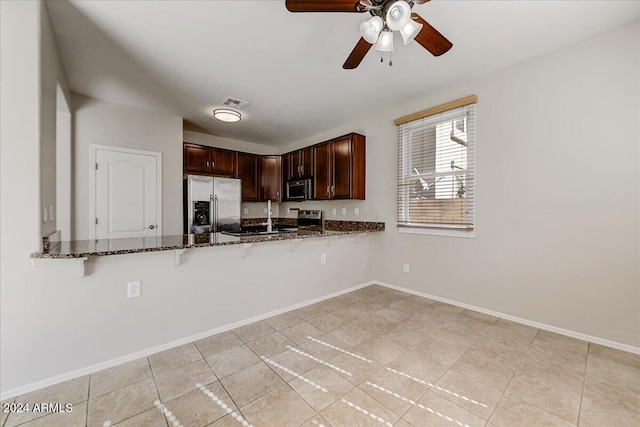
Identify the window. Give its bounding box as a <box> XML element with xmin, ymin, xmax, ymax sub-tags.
<box><xmin>395</xmin><ymin>96</ymin><xmax>476</xmax><ymax>235</ymax></box>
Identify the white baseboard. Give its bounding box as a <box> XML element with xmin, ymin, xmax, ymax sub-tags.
<box><xmin>0</xmin><ymin>281</ymin><xmax>374</xmax><ymax>400</ymax></box>
<box><xmin>3</xmin><ymin>278</ymin><xmax>638</xmax><ymax>400</ymax></box>
<box><xmin>375</xmin><ymin>280</ymin><xmax>640</xmax><ymax>356</ymax></box>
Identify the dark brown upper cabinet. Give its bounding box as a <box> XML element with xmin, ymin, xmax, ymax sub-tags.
<box><xmin>260</xmin><ymin>155</ymin><xmax>282</xmax><ymax>202</ymax></box>
<box><xmin>211</xmin><ymin>148</ymin><xmax>236</xmax><ymax>175</ymax></box>
<box><xmin>313</xmin><ymin>133</ymin><xmax>365</xmax><ymax>200</ymax></box>
<box><xmin>183</xmin><ymin>143</ymin><xmax>210</xmax><ymax>173</ymax></box>
<box><xmin>291</xmin><ymin>147</ymin><xmax>313</xmax><ymax>179</ymax></box>
<box><xmin>313</xmin><ymin>141</ymin><xmax>332</xmax><ymax>200</ymax></box>
<box><xmin>183</xmin><ymin>143</ymin><xmax>236</xmax><ymax>176</ymax></box>
<box><xmin>235</xmin><ymin>152</ymin><xmax>259</xmax><ymax>202</ymax></box>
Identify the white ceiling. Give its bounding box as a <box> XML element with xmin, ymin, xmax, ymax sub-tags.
<box><xmin>47</xmin><ymin>0</ymin><xmax>639</xmax><ymax>147</ymax></box>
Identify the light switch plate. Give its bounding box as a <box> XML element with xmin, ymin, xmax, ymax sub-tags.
<box><xmin>332</xmin><ymin>208</ymin><xmax>337</xmax><ymax>216</ymax></box>
<box><xmin>354</xmin><ymin>208</ymin><xmax>359</xmax><ymax>216</ymax></box>
<box><xmin>243</xmin><ymin>208</ymin><xmax>249</xmax><ymax>215</ymax></box>
<box><xmin>341</xmin><ymin>208</ymin><xmax>347</xmax><ymax>215</ymax></box>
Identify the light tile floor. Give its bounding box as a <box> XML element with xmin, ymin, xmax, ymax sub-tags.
<box><xmin>3</xmin><ymin>285</ymin><xmax>639</xmax><ymax>427</ymax></box>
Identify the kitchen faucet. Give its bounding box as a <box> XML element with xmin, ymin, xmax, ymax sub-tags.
<box><xmin>262</xmin><ymin>199</ymin><xmax>273</xmax><ymax>233</ymax></box>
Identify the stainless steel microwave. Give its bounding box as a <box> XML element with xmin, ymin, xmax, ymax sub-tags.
<box><xmin>286</xmin><ymin>179</ymin><xmax>312</xmax><ymax>201</ymax></box>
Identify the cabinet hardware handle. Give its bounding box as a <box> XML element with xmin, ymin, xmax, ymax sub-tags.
<box><xmin>331</xmin><ymin>185</ymin><xmax>334</xmax><ymax>193</ymax></box>
<box><xmin>212</xmin><ymin>161</ymin><xmax>215</xmax><ymax>169</ymax></box>
<box><xmin>327</xmin><ymin>186</ymin><xmax>330</xmax><ymax>194</ymax></box>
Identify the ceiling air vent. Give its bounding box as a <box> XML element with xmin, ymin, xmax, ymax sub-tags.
<box><xmin>222</xmin><ymin>97</ymin><xmax>250</xmax><ymax>110</ymax></box>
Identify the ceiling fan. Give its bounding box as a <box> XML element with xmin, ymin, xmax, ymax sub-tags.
<box><xmin>285</xmin><ymin>0</ymin><xmax>452</xmax><ymax>69</ymax></box>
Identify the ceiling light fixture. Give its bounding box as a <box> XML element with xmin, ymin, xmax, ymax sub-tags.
<box><xmin>358</xmin><ymin>0</ymin><xmax>424</xmax><ymax>64</ymax></box>
<box><xmin>213</xmin><ymin>108</ymin><xmax>241</xmax><ymax>123</ymax></box>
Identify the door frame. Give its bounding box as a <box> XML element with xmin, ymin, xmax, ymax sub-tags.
<box><xmin>89</xmin><ymin>144</ymin><xmax>163</xmax><ymax>240</ymax></box>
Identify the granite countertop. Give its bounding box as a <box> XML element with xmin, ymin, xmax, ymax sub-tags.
<box><xmin>33</xmin><ymin>221</ymin><xmax>385</xmax><ymax>259</ymax></box>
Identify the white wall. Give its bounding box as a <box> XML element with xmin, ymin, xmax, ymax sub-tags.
<box><xmin>73</xmin><ymin>94</ymin><xmax>183</xmax><ymax>239</ymax></box>
<box><xmin>377</xmin><ymin>21</ymin><xmax>639</xmax><ymax>347</ymax></box>
<box><xmin>40</xmin><ymin>0</ymin><xmax>72</xmax><ymax>237</ymax></box>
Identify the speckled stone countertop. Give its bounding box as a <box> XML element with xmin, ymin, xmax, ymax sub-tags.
<box><xmin>32</xmin><ymin>221</ymin><xmax>385</xmax><ymax>259</ymax></box>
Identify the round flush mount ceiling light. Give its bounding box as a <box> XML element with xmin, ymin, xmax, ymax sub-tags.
<box><xmin>213</xmin><ymin>109</ymin><xmax>241</xmax><ymax>123</ymax></box>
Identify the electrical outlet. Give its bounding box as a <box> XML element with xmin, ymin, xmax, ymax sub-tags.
<box><xmin>341</xmin><ymin>208</ymin><xmax>347</xmax><ymax>215</ymax></box>
<box><xmin>127</xmin><ymin>281</ymin><xmax>141</xmax><ymax>298</ymax></box>
<box><xmin>332</xmin><ymin>208</ymin><xmax>337</xmax><ymax>216</ymax></box>
<box><xmin>354</xmin><ymin>208</ymin><xmax>359</xmax><ymax>216</ymax></box>
<box><xmin>243</xmin><ymin>208</ymin><xmax>249</xmax><ymax>215</ymax></box>
<box><xmin>320</xmin><ymin>254</ymin><xmax>327</xmax><ymax>264</ymax></box>
<box><xmin>263</xmin><ymin>207</ymin><xmax>268</xmax><ymax>214</ymax></box>
<box><xmin>403</xmin><ymin>263</ymin><xmax>410</xmax><ymax>273</ymax></box>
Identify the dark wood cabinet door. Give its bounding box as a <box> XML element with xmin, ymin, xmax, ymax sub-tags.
<box><xmin>313</xmin><ymin>142</ymin><xmax>332</xmax><ymax>200</ymax></box>
<box><xmin>331</xmin><ymin>136</ymin><xmax>353</xmax><ymax>199</ymax></box>
<box><xmin>184</xmin><ymin>143</ymin><xmax>210</xmax><ymax>173</ymax></box>
<box><xmin>211</xmin><ymin>148</ymin><xmax>236</xmax><ymax>175</ymax></box>
<box><xmin>300</xmin><ymin>146</ymin><xmax>314</xmax><ymax>178</ymax></box>
<box><xmin>291</xmin><ymin>150</ymin><xmax>301</xmax><ymax>178</ymax></box>
<box><xmin>236</xmin><ymin>153</ymin><xmax>259</xmax><ymax>201</ymax></box>
<box><xmin>282</xmin><ymin>153</ymin><xmax>293</xmax><ymax>182</ymax></box>
<box><xmin>261</xmin><ymin>155</ymin><xmax>281</xmax><ymax>202</ymax></box>
<box><xmin>350</xmin><ymin>133</ymin><xmax>366</xmax><ymax>199</ymax></box>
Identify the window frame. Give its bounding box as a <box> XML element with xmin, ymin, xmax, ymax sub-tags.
<box><xmin>395</xmin><ymin>96</ymin><xmax>477</xmax><ymax>238</ymax></box>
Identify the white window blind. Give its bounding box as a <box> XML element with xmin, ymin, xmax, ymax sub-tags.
<box><xmin>397</xmin><ymin>98</ymin><xmax>475</xmax><ymax>230</ymax></box>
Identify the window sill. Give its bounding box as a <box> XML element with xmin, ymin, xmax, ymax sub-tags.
<box><xmin>398</xmin><ymin>227</ymin><xmax>475</xmax><ymax>239</ymax></box>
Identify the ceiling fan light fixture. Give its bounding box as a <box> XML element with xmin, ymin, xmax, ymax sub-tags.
<box><xmin>213</xmin><ymin>108</ymin><xmax>241</xmax><ymax>123</ymax></box>
<box><xmin>373</xmin><ymin>29</ymin><xmax>394</xmax><ymax>52</ymax></box>
<box><xmin>360</xmin><ymin>16</ymin><xmax>383</xmax><ymax>44</ymax></box>
<box><xmin>385</xmin><ymin>0</ymin><xmax>411</xmax><ymax>31</ymax></box>
<box><xmin>399</xmin><ymin>19</ymin><xmax>423</xmax><ymax>45</ymax></box>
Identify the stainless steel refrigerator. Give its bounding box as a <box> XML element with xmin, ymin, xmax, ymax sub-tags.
<box><xmin>184</xmin><ymin>175</ymin><xmax>242</xmax><ymax>234</ymax></box>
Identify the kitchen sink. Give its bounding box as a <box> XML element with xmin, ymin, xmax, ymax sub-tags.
<box><xmin>221</xmin><ymin>230</ymin><xmax>280</xmax><ymax>237</ymax></box>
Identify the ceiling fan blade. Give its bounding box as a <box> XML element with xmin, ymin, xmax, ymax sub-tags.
<box><xmin>343</xmin><ymin>38</ymin><xmax>373</xmax><ymax>69</ymax></box>
<box><xmin>412</xmin><ymin>13</ymin><xmax>453</xmax><ymax>56</ymax></box>
<box><xmin>286</xmin><ymin>0</ymin><xmax>364</xmax><ymax>12</ymax></box>
<box><xmin>412</xmin><ymin>0</ymin><xmax>431</xmax><ymax>3</ymax></box>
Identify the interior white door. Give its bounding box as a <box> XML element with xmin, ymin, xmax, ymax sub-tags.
<box><xmin>94</xmin><ymin>146</ymin><xmax>161</xmax><ymax>239</ymax></box>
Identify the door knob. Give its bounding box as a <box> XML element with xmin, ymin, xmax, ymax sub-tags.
<box><xmin>148</xmin><ymin>225</ymin><xmax>156</xmax><ymax>229</ymax></box>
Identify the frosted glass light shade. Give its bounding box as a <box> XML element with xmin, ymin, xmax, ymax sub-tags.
<box><xmin>373</xmin><ymin>30</ymin><xmax>394</xmax><ymax>52</ymax></box>
<box><xmin>213</xmin><ymin>109</ymin><xmax>241</xmax><ymax>123</ymax></box>
<box><xmin>400</xmin><ymin>19</ymin><xmax>423</xmax><ymax>45</ymax></box>
<box><xmin>385</xmin><ymin>1</ymin><xmax>411</xmax><ymax>31</ymax></box>
<box><xmin>360</xmin><ymin>16</ymin><xmax>383</xmax><ymax>44</ymax></box>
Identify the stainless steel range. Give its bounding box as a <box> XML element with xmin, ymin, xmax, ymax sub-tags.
<box><xmin>298</xmin><ymin>210</ymin><xmax>323</xmax><ymax>230</ymax></box>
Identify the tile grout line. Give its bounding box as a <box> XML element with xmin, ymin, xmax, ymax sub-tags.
<box><xmin>84</xmin><ymin>375</ymin><xmax>90</xmax><ymax>427</ymax></box>
<box><xmin>481</xmin><ymin>327</ymin><xmax>537</xmax><ymax>424</ymax></box>
<box><xmin>575</xmin><ymin>343</ymin><xmax>591</xmax><ymax>426</ymax></box>
<box><xmin>193</xmin><ymin>333</ymin><xmax>249</xmax><ymax>424</ymax></box>
<box><xmin>146</xmin><ymin>356</ymin><xmax>170</xmax><ymax>427</ymax></box>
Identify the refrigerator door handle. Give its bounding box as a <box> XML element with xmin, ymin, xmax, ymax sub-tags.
<box><xmin>213</xmin><ymin>195</ymin><xmax>219</xmax><ymax>232</ymax></box>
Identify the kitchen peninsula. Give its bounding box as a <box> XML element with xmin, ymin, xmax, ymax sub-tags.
<box><xmin>33</xmin><ymin>220</ymin><xmax>385</xmax><ymax>259</ymax></box>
